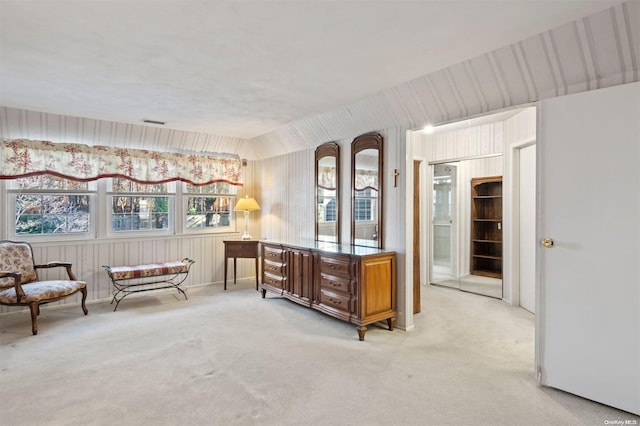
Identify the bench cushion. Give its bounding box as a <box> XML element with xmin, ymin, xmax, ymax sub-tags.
<box><xmin>0</xmin><ymin>280</ymin><xmax>87</xmax><ymax>304</ymax></box>
<box><xmin>105</xmin><ymin>261</ymin><xmax>190</xmax><ymax>280</ymax></box>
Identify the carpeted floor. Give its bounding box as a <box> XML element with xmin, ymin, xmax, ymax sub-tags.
<box><xmin>1</xmin><ymin>280</ymin><xmax>637</xmax><ymax>426</ymax></box>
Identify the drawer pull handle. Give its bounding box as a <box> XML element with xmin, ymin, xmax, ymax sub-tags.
<box><xmin>329</xmin><ymin>297</ymin><xmax>341</xmax><ymax>305</ymax></box>
<box><xmin>331</xmin><ymin>281</ymin><xmax>340</xmax><ymax>288</ymax></box>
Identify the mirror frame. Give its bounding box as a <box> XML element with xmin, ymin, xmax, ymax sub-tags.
<box><xmin>351</xmin><ymin>132</ymin><xmax>383</xmax><ymax>249</ymax></box>
<box><xmin>315</xmin><ymin>142</ymin><xmax>341</xmax><ymax>244</ymax></box>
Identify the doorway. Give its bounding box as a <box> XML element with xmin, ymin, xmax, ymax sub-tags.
<box><xmin>409</xmin><ymin>106</ymin><xmax>536</xmax><ymax>307</ymax></box>
<box><xmin>429</xmin><ymin>156</ymin><xmax>504</xmax><ymax>299</ymax></box>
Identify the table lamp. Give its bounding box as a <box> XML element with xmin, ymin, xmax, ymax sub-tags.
<box><xmin>233</xmin><ymin>195</ymin><xmax>261</xmax><ymax>240</ymax></box>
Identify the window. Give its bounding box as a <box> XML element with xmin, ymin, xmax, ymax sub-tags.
<box><xmin>317</xmin><ymin>189</ymin><xmax>337</xmax><ymax>222</ymax></box>
<box><xmin>185</xmin><ymin>182</ymin><xmax>236</xmax><ymax>230</ymax></box>
<box><xmin>108</xmin><ymin>178</ymin><xmax>173</xmax><ymax>232</ymax></box>
<box><xmin>325</xmin><ymin>197</ymin><xmax>337</xmax><ymax>222</ymax></box>
<box><xmin>354</xmin><ymin>188</ymin><xmax>377</xmax><ymax>221</ymax></box>
<box><xmin>9</xmin><ymin>175</ymin><xmax>94</xmax><ymax>236</ymax></box>
<box><xmin>6</xmin><ymin>174</ymin><xmax>241</xmax><ymax>239</ymax></box>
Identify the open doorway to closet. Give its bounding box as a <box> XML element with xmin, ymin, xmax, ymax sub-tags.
<box><xmin>410</xmin><ymin>106</ymin><xmax>536</xmax><ymax>310</ymax></box>
<box><xmin>430</xmin><ymin>156</ymin><xmax>503</xmax><ymax>299</ymax></box>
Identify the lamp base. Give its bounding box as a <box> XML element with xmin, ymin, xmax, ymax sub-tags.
<box><xmin>241</xmin><ymin>231</ymin><xmax>252</xmax><ymax>240</ymax></box>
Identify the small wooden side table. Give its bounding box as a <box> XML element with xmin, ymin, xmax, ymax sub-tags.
<box><xmin>223</xmin><ymin>240</ymin><xmax>260</xmax><ymax>290</ymax></box>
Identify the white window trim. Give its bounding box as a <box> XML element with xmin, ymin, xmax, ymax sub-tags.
<box><xmin>181</xmin><ymin>184</ymin><xmax>238</xmax><ymax>235</ymax></box>
<box><xmin>106</xmin><ymin>180</ymin><xmax>175</xmax><ymax>238</ymax></box>
<box><xmin>6</xmin><ymin>182</ymin><xmax>98</xmax><ymax>242</ymax></box>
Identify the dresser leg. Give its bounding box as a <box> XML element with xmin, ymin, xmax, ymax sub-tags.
<box><xmin>357</xmin><ymin>326</ymin><xmax>367</xmax><ymax>341</ymax></box>
<box><xmin>387</xmin><ymin>318</ymin><xmax>396</xmax><ymax>331</ymax></box>
<box><xmin>261</xmin><ymin>289</ymin><xmax>266</xmax><ymax>298</ymax></box>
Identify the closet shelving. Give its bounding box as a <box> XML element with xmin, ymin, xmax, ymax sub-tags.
<box><xmin>470</xmin><ymin>176</ymin><xmax>503</xmax><ymax>278</ymax></box>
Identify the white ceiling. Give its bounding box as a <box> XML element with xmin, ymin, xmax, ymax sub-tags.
<box><xmin>0</xmin><ymin>1</ymin><xmax>620</xmax><ymax>140</ymax></box>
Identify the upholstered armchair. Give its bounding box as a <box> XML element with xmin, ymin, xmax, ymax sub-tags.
<box><xmin>0</xmin><ymin>240</ymin><xmax>88</xmax><ymax>335</ymax></box>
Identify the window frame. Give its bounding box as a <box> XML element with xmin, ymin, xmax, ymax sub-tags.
<box><xmin>106</xmin><ymin>178</ymin><xmax>175</xmax><ymax>238</ymax></box>
<box><xmin>6</xmin><ymin>176</ymin><xmax>97</xmax><ymax>241</ymax></box>
<box><xmin>182</xmin><ymin>182</ymin><xmax>238</xmax><ymax>234</ymax></box>
<box><xmin>353</xmin><ymin>188</ymin><xmax>377</xmax><ymax>222</ymax></box>
<box><xmin>3</xmin><ymin>175</ymin><xmax>244</xmax><ymax>242</ymax></box>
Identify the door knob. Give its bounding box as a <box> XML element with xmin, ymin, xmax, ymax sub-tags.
<box><xmin>542</xmin><ymin>238</ymin><xmax>554</xmax><ymax>248</ymax></box>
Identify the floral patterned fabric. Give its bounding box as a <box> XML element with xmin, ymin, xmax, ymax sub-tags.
<box><xmin>354</xmin><ymin>169</ymin><xmax>379</xmax><ymax>192</ymax></box>
<box><xmin>105</xmin><ymin>261</ymin><xmax>190</xmax><ymax>281</ymax></box>
<box><xmin>0</xmin><ymin>280</ymin><xmax>86</xmax><ymax>304</ymax></box>
<box><xmin>0</xmin><ymin>139</ymin><xmax>244</xmax><ymax>186</ymax></box>
<box><xmin>318</xmin><ymin>166</ymin><xmax>336</xmax><ymax>190</ymax></box>
<box><xmin>0</xmin><ymin>241</ymin><xmax>38</xmax><ymax>288</ymax></box>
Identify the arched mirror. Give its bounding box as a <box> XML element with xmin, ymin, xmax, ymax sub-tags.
<box><xmin>315</xmin><ymin>142</ymin><xmax>340</xmax><ymax>243</ymax></box>
<box><xmin>351</xmin><ymin>132</ymin><xmax>383</xmax><ymax>248</ymax></box>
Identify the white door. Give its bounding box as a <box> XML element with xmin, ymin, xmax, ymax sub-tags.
<box><xmin>519</xmin><ymin>144</ymin><xmax>536</xmax><ymax>313</ymax></box>
<box><xmin>538</xmin><ymin>82</ymin><xmax>639</xmax><ymax>415</ymax></box>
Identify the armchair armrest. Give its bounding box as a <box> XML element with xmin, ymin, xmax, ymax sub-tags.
<box><xmin>0</xmin><ymin>270</ymin><xmax>26</xmax><ymax>302</ymax></box>
<box><xmin>34</xmin><ymin>262</ymin><xmax>78</xmax><ymax>280</ymax></box>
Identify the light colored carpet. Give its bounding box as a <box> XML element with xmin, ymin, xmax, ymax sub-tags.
<box><xmin>1</xmin><ymin>280</ymin><xmax>637</xmax><ymax>426</ymax></box>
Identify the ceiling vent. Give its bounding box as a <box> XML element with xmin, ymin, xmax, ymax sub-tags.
<box><xmin>142</xmin><ymin>119</ymin><xmax>166</xmax><ymax>125</ymax></box>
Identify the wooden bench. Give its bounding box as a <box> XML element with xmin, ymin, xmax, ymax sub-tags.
<box><xmin>103</xmin><ymin>259</ymin><xmax>195</xmax><ymax>311</ymax></box>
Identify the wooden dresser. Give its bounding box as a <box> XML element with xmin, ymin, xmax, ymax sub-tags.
<box><xmin>260</xmin><ymin>240</ymin><xmax>396</xmax><ymax>341</ymax></box>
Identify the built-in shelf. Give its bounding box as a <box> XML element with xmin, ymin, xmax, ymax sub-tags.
<box><xmin>470</xmin><ymin>176</ymin><xmax>503</xmax><ymax>279</ymax></box>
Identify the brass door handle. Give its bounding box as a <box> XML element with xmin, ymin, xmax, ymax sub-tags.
<box><xmin>542</xmin><ymin>238</ymin><xmax>554</xmax><ymax>248</ymax></box>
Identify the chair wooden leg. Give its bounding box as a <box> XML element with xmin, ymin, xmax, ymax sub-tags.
<box><xmin>80</xmin><ymin>287</ymin><xmax>88</xmax><ymax>315</ymax></box>
<box><xmin>29</xmin><ymin>302</ymin><xmax>39</xmax><ymax>335</ymax></box>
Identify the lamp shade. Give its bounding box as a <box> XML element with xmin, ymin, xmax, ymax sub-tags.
<box><xmin>234</xmin><ymin>195</ymin><xmax>261</xmax><ymax>212</ymax></box>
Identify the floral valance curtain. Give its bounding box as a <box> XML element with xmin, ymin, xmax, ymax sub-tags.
<box><xmin>354</xmin><ymin>169</ymin><xmax>378</xmax><ymax>192</ymax></box>
<box><xmin>318</xmin><ymin>166</ymin><xmax>336</xmax><ymax>190</ymax></box>
<box><xmin>0</xmin><ymin>139</ymin><xmax>243</xmax><ymax>186</ymax></box>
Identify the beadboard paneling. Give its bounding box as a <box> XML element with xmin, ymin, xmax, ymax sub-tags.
<box><xmin>414</xmin><ymin>120</ymin><xmax>505</xmax><ymax>162</ymax></box>
<box><xmin>0</xmin><ymin>106</ymin><xmax>254</xmax><ymax>160</ymax></box>
<box><xmin>257</xmin><ymin>149</ymin><xmax>315</xmax><ymax>242</ymax></box>
<box><xmin>0</xmin><ymin>234</ymin><xmax>263</xmax><ymax>314</ymax></box>
<box><xmin>248</xmin><ymin>2</ymin><xmax>639</xmax><ymax>159</ymax></box>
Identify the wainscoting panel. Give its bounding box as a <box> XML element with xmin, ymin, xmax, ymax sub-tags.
<box><xmin>0</xmin><ymin>234</ymin><xmax>258</xmax><ymax>314</ymax></box>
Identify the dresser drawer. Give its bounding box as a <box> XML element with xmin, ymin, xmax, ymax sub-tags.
<box><xmin>264</xmin><ymin>259</ymin><xmax>285</xmax><ymax>276</ymax></box>
<box><xmin>319</xmin><ymin>288</ymin><xmax>353</xmax><ymax>313</ymax></box>
<box><xmin>263</xmin><ymin>245</ymin><xmax>285</xmax><ymax>262</ymax></box>
<box><xmin>232</xmin><ymin>247</ymin><xmax>259</xmax><ymax>258</ymax></box>
<box><xmin>320</xmin><ymin>273</ymin><xmax>352</xmax><ymax>294</ymax></box>
<box><xmin>225</xmin><ymin>241</ymin><xmax>259</xmax><ymax>257</ymax></box>
<box><xmin>263</xmin><ymin>272</ymin><xmax>286</xmax><ymax>288</ymax></box>
<box><xmin>319</xmin><ymin>256</ymin><xmax>353</xmax><ymax>279</ymax></box>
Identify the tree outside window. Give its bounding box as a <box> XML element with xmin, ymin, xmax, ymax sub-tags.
<box><xmin>109</xmin><ymin>178</ymin><xmax>171</xmax><ymax>232</ymax></box>
<box><xmin>12</xmin><ymin>175</ymin><xmax>92</xmax><ymax>235</ymax></box>
<box><xmin>185</xmin><ymin>182</ymin><xmax>236</xmax><ymax>229</ymax></box>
